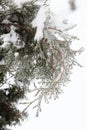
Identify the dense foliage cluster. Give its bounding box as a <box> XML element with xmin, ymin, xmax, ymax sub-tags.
<box><xmin>0</xmin><ymin>0</ymin><xmax>39</xmax><ymax>129</ymax></box>
<box><xmin>0</xmin><ymin>0</ymin><xmax>81</xmax><ymax>129</ymax></box>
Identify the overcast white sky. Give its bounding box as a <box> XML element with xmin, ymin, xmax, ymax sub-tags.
<box><xmin>12</xmin><ymin>0</ymin><xmax>87</xmax><ymax>130</ymax></box>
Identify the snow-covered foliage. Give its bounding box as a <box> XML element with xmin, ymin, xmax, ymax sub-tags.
<box><xmin>0</xmin><ymin>0</ymin><xmax>83</xmax><ymax>129</ymax></box>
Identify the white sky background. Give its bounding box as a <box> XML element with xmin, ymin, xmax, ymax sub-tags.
<box><xmin>11</xmin><ymin>0</ymin><xmax>87</xmax><ymax>130</ymax></box>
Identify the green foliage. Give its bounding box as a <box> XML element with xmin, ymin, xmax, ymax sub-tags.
<box><xmin>0</xmin><ymin>0</ymin><xmax>39</xmax><ymax>129</ymax></box>
<box><xmin>0</xmin><ymin>0</ymin><xmax>82</xmax><ymax>129</ymax></box>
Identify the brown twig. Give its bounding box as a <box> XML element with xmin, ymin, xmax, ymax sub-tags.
<box><xmin>50</xmin><ymin>47</ymin><xmax>65</xmax><ymax>88</ymax></box>
<box><xmin>0</xmin><ymin>22</ymin><xmax>34</xmax><ymax>32</ymax></box>
<box><xmin>45</xmin><ymin>27</ymin><xmax>62</xmax><ymax>32</ymax></box>
<box><xmin>39</xmin><ymin>38</ymin><xmax>47</xmax><ymax>59</ymax></box>
<box><xmin>50</xmin><ymin>49</ymin><xmax>54</xmax><ymax>69</ymax></box>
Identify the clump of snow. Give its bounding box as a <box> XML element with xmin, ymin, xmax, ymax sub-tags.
<box><xmin>1</xmin><ymin>25</ymin><xmax>22</xmax><ymax>49</ymax></box>
<box><xmin>32</xmin><ymin>5</ymin><xmax>50</xmax><ymax>41</ymax></box>
<box><xmin>0</xmin><ymin>59</ymin><xmax>5</xmax><ymax>65</ymax></box>
<box><xmin>13</xmin><ymin>0</ymin><xmax>28</xmax><ymax>7</ymax></box>
<box><xmin>0</xmin><ymin>19</ymin><xmax>21</xmax><ymax>47</ymax></box>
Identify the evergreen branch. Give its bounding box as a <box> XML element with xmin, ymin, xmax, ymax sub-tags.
<box><xmin>0</xmin><ymin>22</ymin><xmax>35</xmax><ymax>33</ymax></box>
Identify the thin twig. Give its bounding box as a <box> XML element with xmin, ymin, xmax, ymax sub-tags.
<box><xmin>0</xmin><ymin>22</ymin><xmax>34</xmax><ymax>33</ymax></box>
<box><xmin>39</xmin><ymin>38</ymin><xmax>47</xmax><ymax>59</ymax></box>
<box><xmin>21</xmin><ymin>99</ymin><xmax>38</xmax><ymax>113</ymax></box>
<box><xmin>45</xmin><ymin>27</ymin><xmax>62</xmax><ymax>32</ymax></box>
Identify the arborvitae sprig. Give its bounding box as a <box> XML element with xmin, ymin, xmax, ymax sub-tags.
<box><xmin>0</xmin><ymin>1</ymin><xmax>39</xmax><ymax>130</ymax></box>
<box><xmin>0</xmin><ymin>0</ymin><xmax>82</xmax><ymax>129</ymax></box>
